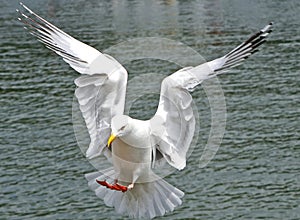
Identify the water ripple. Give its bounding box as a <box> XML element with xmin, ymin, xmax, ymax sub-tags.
<box><xmin>1</xmin><ymin>0</ymin><xmax>299</xmax><ymax>219</ymax></box>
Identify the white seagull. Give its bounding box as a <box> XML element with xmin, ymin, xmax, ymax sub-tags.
<box><xmin>17</xmin><ymin>3</ymin><xmax>273</xmax><ymax>219</ymax></box>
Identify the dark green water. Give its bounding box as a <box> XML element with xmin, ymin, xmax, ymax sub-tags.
<box><xmin>1</xmin><ymin>0</ymin><xmax>299</xmax><ymax>219</ymax></box>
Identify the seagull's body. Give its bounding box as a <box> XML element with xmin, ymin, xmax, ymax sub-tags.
<box><xmin>111</xmin><ymin>116</ymin><xmax>152</xmax><ymax>187</ymax></box>
<box><xmin>18</xmin><ymin>3</ymin><xmax>273</xmax><ymax>219</ymax></box>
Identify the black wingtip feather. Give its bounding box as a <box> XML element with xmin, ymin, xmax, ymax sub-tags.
<box><xmin>214</xmin><ymin>23</ymin><xmax>273</xmax><ymax>73</ymax></box>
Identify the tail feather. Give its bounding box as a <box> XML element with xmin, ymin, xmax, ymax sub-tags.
<box><xmin>103</xmin><ymin>190</ymin><xmax>116</xmax><ymax>207</ymax></box>
<box><xmin>156</xmin><ymin>186</ymin><xmax>175</xmax><ymax>212</ymax></box>
<box><xmin>85</xmin><ymin>168</ymin><xmax>184</xmax><ymax>219</ymax></box>
<box><xmin>95</xmin><ymin>187</ymin><xmax>107</xmax><ymax>200</ymax></box>
<box><xmin>156</xmin><ymin>180</ymin><xmax>182</xmax><ymax>209</ymax></box>
<box><xmin>117</xmin><ymin>195</ymin><xmax>127</xmax><ymax>215</ymax></box>
<box><xmin>153</xmin><ymin>191</ymin><xmax>166</xmax><ymax>216</ymax></box>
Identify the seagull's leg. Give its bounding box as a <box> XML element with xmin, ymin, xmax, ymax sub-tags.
<box><xmin>96</xmin><ymin>171</ymin><xmax>139</xmax><ymax>192</ymax></box>
<box><xmin>96</xmin><ymin>178</ymin><xmax>128</xmax><ymax>192</ymax></box>
<box><xmin>114</xmin><ymin>183</ymin><xmax>128</xmax><ymax>192</ymax></box>
<box><xmin>112</xmin><ymin>179</ymin><xmax>130</xmax><ymax>191</ymax></box>
<box><xmin>113</xmin><ymin>169</ymin><xmax>120</xmax><ymax>185</ymax></box>
<box><xmin>97</xmin><ymin>181</ymin><xmax>133</xmax><ymax>192</ymax></box>
<box><xmin>128</xmin><ymin>183</ymin><xmax>134</xmax><ymax>190</ymax></box>
<box><xmin>96</xmin><ymin>179</ymin><xmax>126</xmax><ymax>192</ymax></box>
<box><xmin>111</xmin><ymin>171</ymin><xmax>128</xmax><ymax>192</ymax></box>
<box><xmin>127</xmin><ymin>172</ymin><xmax>139</xmax><ymax>190</ymax></box>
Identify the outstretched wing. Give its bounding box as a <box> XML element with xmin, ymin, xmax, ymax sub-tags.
<box><xmin>151</xmin><ymin>23</ymin><xmax>273</xmax><ymax>170</ymax></box>
<box><xmin>18</xmin><ymin>3</ymin><xmax>128</xmax><ymax>159</ymax></box>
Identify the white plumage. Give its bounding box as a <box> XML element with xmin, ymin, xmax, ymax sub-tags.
<box><xmin>18</xmin><ymin>3</ymin><xmax>273</xmax><ymax>219</ymax></box>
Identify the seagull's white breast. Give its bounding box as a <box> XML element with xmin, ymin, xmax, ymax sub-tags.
<box><xmin>111</xmin><ymin>119</ymin><xmax>152</xmax><ymax>183</ymax></box>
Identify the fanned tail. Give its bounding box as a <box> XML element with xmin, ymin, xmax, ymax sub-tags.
<box><xmin>85</xmin><ymin>168</ymin><xmax>184</xmax><ymax>219</ymax></box>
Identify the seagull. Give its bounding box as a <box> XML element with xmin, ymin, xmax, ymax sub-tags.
<box><xmin>17</xmin><ymin>2</ymin><xmax>273</xmax><ymax>219</ymax></box>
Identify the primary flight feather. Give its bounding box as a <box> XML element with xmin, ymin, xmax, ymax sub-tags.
<box><xmin>17</xmin><ymin>2</ymin><xmax>273</xmax><ymax>219</ymax></box>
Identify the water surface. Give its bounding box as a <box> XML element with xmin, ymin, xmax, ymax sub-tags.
<box><xmin>1</xmin><ymin>0</ymin><xmax>299</xmax><ymax>219</ymax></box>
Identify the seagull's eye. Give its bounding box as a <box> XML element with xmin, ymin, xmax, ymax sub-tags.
<box><xmin>120</xmin><ymin>125</ymin><xmax>126</xmax><ymax>131</ymax></box>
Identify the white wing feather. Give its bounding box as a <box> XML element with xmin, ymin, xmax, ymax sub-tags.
<box><xmin>150</xmin><ymin>67</ymin><xmax>200</xmax><ymax>170</ymax></box>
<box><xmin>18</xmin><ymin>3</ymin><xmax>128</xmax><ymax>159</ymax></box>
<box><xmin>152</xmin><ymin>23</ymin><xmax>273</xmax><ymax>170</ymax></box>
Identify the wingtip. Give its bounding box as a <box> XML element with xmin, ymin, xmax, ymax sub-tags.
<box><xmin>261</xmin><ymin>22</ymin><xmax>273</xmax><ymax>33</ymax></box>
<box><xmin>19</xmin><ymin>2</ymin><xmax>33</xmax><ymax>14</ymax></box>
<box><xmin>16</xmin><ymin>8</ymin><xmax>23</xmax><ymax>21</ymax></box>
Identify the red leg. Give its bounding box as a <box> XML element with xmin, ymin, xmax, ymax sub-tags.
<box><xmin>114</xmin><ymin>183</ymin><xmax>128</xmax><ymax>192</ymax></box>
<box><xmin>96</xmin><ymin>179</ymin><xmax>128</xmax><ymax>192</ymax></box>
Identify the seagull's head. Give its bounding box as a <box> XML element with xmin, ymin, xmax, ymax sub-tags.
<box><xmin>108</xmin><ymin>115</ymin><xmax>132</xmax><ymax>147</ymax></box>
